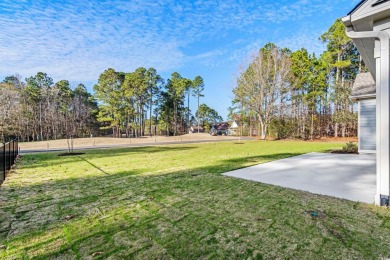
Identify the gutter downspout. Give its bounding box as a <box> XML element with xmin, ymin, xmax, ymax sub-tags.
<box><xmin>346</xmin><ymin>29</ymin><xmax>390</xmax><ymax>206</ymax></box>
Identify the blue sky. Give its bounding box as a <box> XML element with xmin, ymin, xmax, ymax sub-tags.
<box><xmin>0</xmin><ymin>0</ymin><xmax>360</xmax><ymax>119</ymax></box>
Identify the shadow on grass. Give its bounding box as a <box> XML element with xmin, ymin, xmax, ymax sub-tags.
<box><xmin>19</xmin><ymin>145</ymin><xmax>198</xmax><ymax>170</ymax></box>
<box><xmin>78</xmin><ymin>156</ymin><xmax>110</xmax><ymax>175</ymax></box>
<box><xmin>205</xmin><ymin>153</ymin><xmax>301</xmax><ymax>173</ymax></box>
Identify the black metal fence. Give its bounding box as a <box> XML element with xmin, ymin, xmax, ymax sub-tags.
<box><xmin>0</xmin><ymin>139</ymin><xmax>19</xmax><ymax>185</ymax></box>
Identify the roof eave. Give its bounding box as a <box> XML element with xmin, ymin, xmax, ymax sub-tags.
<box><xmin>350</xmin><ymin>93</ymin><xmax>376</xmax><ymax>101</ymax></box>
<box><xmin>342</xmin><ymin>15</ymin><xmax>352</xmax><ymax>27</ymax></box>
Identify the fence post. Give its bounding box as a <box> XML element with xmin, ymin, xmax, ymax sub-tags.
<box><xmin>3</xmin><ymin>143</ymin><xmax>5</xmax><ymax>182</ymax></box>
<box><xmin>8</xmin><ymin>142</ymin><xmax>11</xmax><ymax>171</ymax></box>
<box><xmin>12</xmin><ymin>140</ymin><xmax>14</xmax><ymax>164</ymax></box>
<box><xmin>1</xmin><ymin>140</ymin><xmax>20</xmax><ymax>185</ymax></box>
<box><xmin>8</xmin><ymin>142</ymin><xmax>11</xmax><ymax>170</ymax></box>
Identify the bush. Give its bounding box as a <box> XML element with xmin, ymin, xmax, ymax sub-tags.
<box><xmin>341</xmin><ymin>142</ymin><xmax>358</xmax><ymax>153</ymax></box>
<box><xmin>269</xmin><ymin>118</ymin><xmax>295</xmax><ymax>139</ymax></box>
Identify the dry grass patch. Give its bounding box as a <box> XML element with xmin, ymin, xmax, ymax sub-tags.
<box><xmin>19</xmin><ymin>133</ymin><xmax>239</xmax><ymax>151</ymax></box>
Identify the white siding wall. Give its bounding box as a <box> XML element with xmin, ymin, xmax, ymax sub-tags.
<box><xmin>359</xmin><ymin>98</ymin><xmax>376</xmax><ymax>153</ymax></box>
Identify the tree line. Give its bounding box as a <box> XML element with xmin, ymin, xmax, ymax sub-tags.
<box><xmin>0</xmin><ymin>73</ymin><xmax>98</xmax><ymax>142</ymax></box>
<box><xmin>0</xmin><ymin>68</ymin><xmax>224</xmax><ymax>142</ymax></box>
<box><xmin>232</xmin><ymin>19</ymin><xmax>363</xmax><ymax>140</ymax></box>
<box><xmin>93</xmin><ymin>68</ymin><xmax>210</xmax><ymax>137</ymax></box>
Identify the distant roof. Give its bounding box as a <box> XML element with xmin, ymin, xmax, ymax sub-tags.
<box><xmin>212</xmin><ymin>122</ymin><xmax>229</xmax><ymax>130</ymax></box>
<box><xmin>351</xmin><ymin>72</ymin><xmax>376</xmax><ymax>99</ymax></box>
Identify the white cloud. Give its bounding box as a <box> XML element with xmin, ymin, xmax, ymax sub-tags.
<box><xmin>277</xmin><ymin>31</ymin><xmax>327</xmax><ymax>56</ymax></box>
<box><xmin>0</xmin><ymin>0</ymin><xmax>357</xmax><ymax>82</ymax></box>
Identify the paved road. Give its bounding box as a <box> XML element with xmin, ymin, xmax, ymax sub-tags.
<box><xmin>21</xmin><ymin>137</ymin><xmax>255</xmax><ymax>154</ymax></box>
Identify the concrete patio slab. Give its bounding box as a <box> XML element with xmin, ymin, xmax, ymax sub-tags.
<box><xmin>223</xmin><ymin>152</ymin><xmax>376</xmax><ymax>203</ymax></box>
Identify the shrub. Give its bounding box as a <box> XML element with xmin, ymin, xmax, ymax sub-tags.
<box><xmin>269</xmin><ymin>118</ymin><xmax>295</xmax><ymax>139</ymax></box>
<box><xmin>341</xmin><ymin>142</ymin><xmax>358</xmax><ymax>153</ymax></box>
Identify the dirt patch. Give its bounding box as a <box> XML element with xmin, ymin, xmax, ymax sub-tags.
<box><xmin>58</xmin><ymin>152</ymin><xmax>86</xmax><ymax>156</ymax></box>
<box><xmin>19</xmin><ymin>134</ymin><xmax>241</xmax><ymax>151</ymax></box>
<box><xmin>330</xmin><ymin>150</ymin><xmax>358</xmax><ymax>154</ymax></box>
<box><xmin>258</xmin><ymin>137</ymin><xmax>358</xmax><ymax>142</ymax></box>
<box><xmin>314</xmin><ymin>137</ymin><xmax>358</xmax><ymax>142</ymax></box>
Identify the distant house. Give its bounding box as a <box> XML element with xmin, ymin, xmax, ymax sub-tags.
<box><xmin>189</xmin><ymin>126</ymin><xmax>204</xmax><ymax>133</ymax></box>
<box><xmin>210</xmin><ymin>122</ymin><xmax>229</xmax><ymax>135</ymax></box>
<box><xmin>228</xmin><ymin>120</ymin><xmax>240</xmax><ymax>136</ymax></box>
<box><xmin>351</xmin><ymin>72</ymin><xmax>376</xmax><ymax>154</ymax></box>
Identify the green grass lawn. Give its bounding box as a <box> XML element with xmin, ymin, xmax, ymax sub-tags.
<box><xmin>1</xmin><ymin>140</ymin><xmax>389</xmax><ymax>259</ymax></box>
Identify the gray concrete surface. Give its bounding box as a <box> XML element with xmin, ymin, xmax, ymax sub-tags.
<box><xmin>223</xmin><ymin>152</ymin><xmax>376</xmax><ymax>203</ymax></box>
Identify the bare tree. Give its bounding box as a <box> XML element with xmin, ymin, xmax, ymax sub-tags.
<box><xmin>234</xmin><ymin>43</ymin><xmax>291</xmax><ymax>140</ymax></box>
